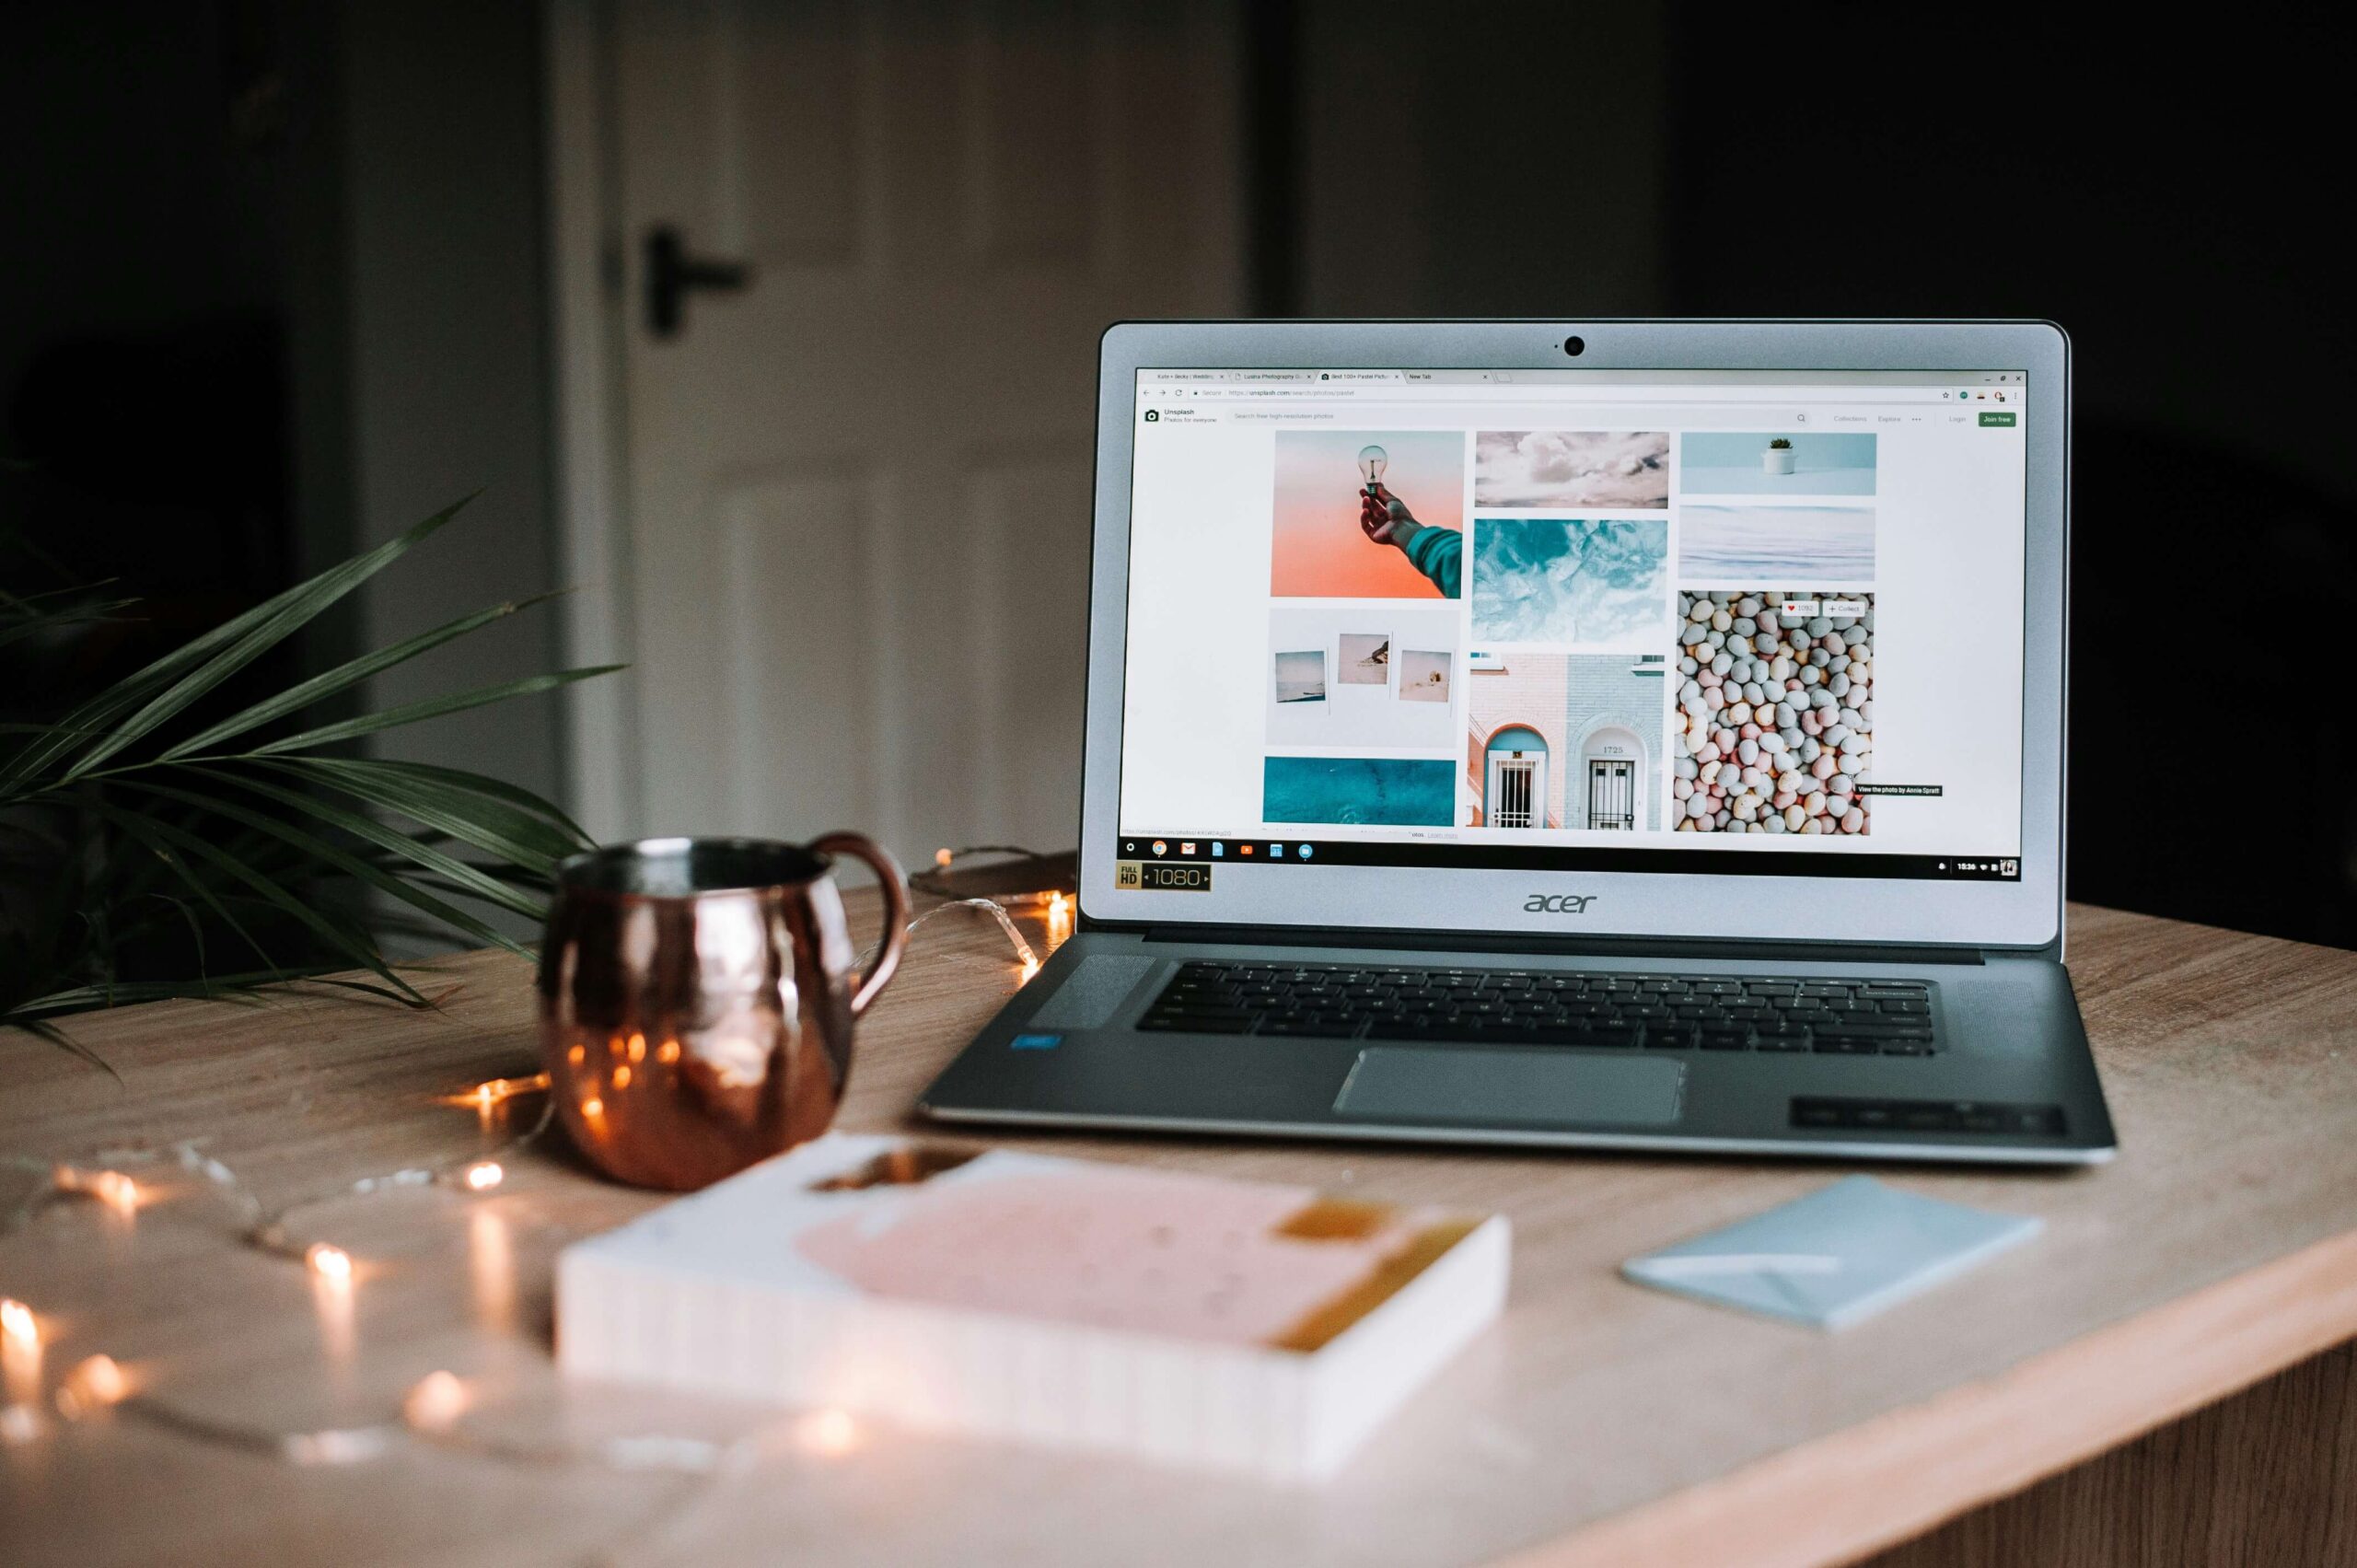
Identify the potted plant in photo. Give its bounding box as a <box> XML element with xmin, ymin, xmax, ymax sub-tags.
<box><xmin>1762</xmin><ymin>436</ymin><xmax>1797</xmax><ymax>476</ymax></box>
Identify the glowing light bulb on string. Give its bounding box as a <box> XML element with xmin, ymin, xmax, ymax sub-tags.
<box><xmin>404</xmin><ymin>1369</ymin><xmax>468</xmax><ymax>1434</ymax></box>
<box><xmin>0</xmin><ymin>1299</ymin><xmax>34</xmax><ymax>1351</ymax></box>
<box><xmin>2</xmin><ymin>1296</ymin><xmax>40</xmax><ymax>1411</ymax></box>
<box><xmin>56</xmin><ymin>1353</ymin><xmax>127</xmax><ymax>1418</ymax></box>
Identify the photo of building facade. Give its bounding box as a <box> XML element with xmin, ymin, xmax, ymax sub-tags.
<box><xmin>1465</xmin><ymin>654</ymin><xmax>1665</xmax><ymax>831</ymax></box>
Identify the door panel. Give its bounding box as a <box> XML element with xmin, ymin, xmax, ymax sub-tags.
<box><xmin>607</xmin><ymin>0</ymin><xmax>1241</xmax><ymax>856</ymax></box>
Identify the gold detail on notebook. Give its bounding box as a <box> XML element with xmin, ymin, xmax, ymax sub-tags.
<box><xmin>1267</xmin><ymin>1214</ymin><xmax>1483</xmax><ymax>1353</ymax></box>
<box><xmin>807</xmin><ymin>1144</ymin><xmax>978</xmax><ymax>1191</ymax></box>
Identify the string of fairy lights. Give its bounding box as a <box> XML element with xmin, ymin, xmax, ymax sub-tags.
<box><xmin>0</xmin><ymin>853</ymin><xmax>1067</xmax><ymax>1509</ymax></box>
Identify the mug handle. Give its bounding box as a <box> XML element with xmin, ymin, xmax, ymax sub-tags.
<box><xmin>811</xmin><ymin>831</ymin><xmax>911</xmax><ymax>1018</ymax></box>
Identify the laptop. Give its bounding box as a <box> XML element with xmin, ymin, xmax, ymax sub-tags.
<box><xmin>920</xmin><ymin>319</ymin><xmax>2116</xmax><ymax>1166</ymax></box>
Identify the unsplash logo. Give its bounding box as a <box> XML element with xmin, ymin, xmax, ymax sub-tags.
<box><xmin>1143</xmin><ymin>409</ymin><xmax>1159</xmax><ymax>422</ymax></box>
<box><xmin>1524</xmin><ymin>894</ymin><xmax>1596</xmax><ymax>913</ymax></box>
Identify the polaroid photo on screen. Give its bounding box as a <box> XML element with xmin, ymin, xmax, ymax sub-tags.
<box><xmin>1267</xmin><ymin>609</ymin><xmax>1457</xmax><ymax>750</ymax></box>
<box><xmin>1272</xmin><ymin>648</ymin><xmax>1327</xmax><ymax>706</ymax></box>
<box><xmin>1339</xmin><ymin>633</ymin><xmax>1392</xmax><ymax>686</ymax></box>
<box><xmin>1399</xmin><ymin>649</ymin><xmax>1452</xmax><ymax>704</ymax></box>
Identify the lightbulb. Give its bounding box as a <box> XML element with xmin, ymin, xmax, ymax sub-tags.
<box><xmin>404</xmin><ymin>1370</ymin><xmax>468</xmax><ymax>1434</ymax></box>
<box><xmin>306</xmin><ymin>1243</ymin><xmax>353</xmax><ymax>1281</ymax></box>
<box><xmin>57</xmin><ymin>1354</ymin><xmax>127</xmax><ymax>1416</ymax></box>
<box><xmin>462</xmin><ymin>1161</ymin><xmax>504</xmax><ymax>1191</ymax></box>
<box><xmin>1357</xmin><ymin>445</ymin><xmax>1388</xmax><ymax>486</ymax></box>
<box><xmin>0</xmin><ymin>1300</ymin><xmax>34</xmax><ymax>1349</ymax></box>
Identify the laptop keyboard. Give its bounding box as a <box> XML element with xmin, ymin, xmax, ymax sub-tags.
<box><xmin>1140</xmin><ymin>961</ymin><xmax>1936</xmax><ymax>1055</ymax></box>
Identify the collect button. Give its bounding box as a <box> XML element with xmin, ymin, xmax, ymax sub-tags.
<box><xmin>1979</xmin><ymin>411</ymin><xmax>2017</xmax><ymax>427</ymax></box>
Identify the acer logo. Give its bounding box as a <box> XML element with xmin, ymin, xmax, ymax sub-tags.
<box><xmin>1524</xmin><ymin>894</ymin><xmax>1596</xmax><ymax>913</ymax></box>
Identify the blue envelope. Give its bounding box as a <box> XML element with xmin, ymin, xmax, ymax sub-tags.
<box><xmin>1621</xmin><ymin>1176</ymin><xmax>2042</xmax><ymax>1330</ymax></box>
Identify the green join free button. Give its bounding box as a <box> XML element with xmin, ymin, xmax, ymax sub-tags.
<box><xmin>1979</xmin><ymin>411</ymin><xmax>2017</xmax><ymax>426</ymax></box>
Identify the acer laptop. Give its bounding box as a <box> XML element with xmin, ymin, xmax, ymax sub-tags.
<box><xmin>920</xmin><ymin>319</ymin><xmax>2116</xmax><ymax>1165</ymax></box>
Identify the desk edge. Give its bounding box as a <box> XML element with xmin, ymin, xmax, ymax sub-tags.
<box><xmin>1491</xmin><ymin>1226</ymin><xmax>2357</xmax><ymax>1568</ymax></box>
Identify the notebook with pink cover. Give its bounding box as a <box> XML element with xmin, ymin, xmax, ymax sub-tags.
<box><xmin>557</xmin><ymin>1132</ymin><xmax>1509</xmax><ymax>1479</ymax></box>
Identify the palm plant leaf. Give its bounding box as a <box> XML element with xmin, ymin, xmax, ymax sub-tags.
<box><xmin>2</xmin><ymin>495</ymin><xmax>615</xmax><ymax>1049</ymax></box>
<box><xmin>158</xmin><ymin>588</ymin><xmax>567</xmax><ymax>761</ymax></box>
<box><xmin>195</xmin><ymin>765</ymin><xmax>547</xmax><ymax>922</ymax></box>
<box><xmin>242</xmin><ymin>665</ymin><xmax>621</xmax><ymax>759</ymax></box>
<box><xmin>258</xmin><ymin>756</ymin><xmax>585</xmax><ymax>873</ymax></box>
<box><xmin>83</xmin><ymin>802</ymin><xmax>427</xmax><ymax>1003</ymax></box>
<box><xmin>41</xmin><ymin>495</ymin><xmax>472</xmax><ymax>785</ymax></box>
<box><xmin>98</xmin><ymin>803</ymin><xmax>280</xmax><ymax>975</ymax></box>
<box><xmin>124</xmin><ymin>779</ymin><xmax>535</xmax><ymax>962</ymax></box>
<box><xmin>293</xmin><ymin>755</ymin><xmax>595</xmax><ymax>849</ymax></box>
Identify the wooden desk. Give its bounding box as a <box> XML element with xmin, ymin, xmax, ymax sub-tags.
<box><xmin>1</xmin><ymin>902</ymin><xmax>2351</xmax><ymax>1567</ymax></box>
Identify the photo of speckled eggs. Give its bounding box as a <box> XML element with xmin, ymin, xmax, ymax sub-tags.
<box><xmin>1673</xmin><ymin>590</ymin><xmax>1873</xmax><ymax>835</ymax></box>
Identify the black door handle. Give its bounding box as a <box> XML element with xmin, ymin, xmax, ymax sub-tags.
<box><xmin>645</xmin><ymin>226</ymin><xmax>752</xmax><ymax>339</ymax></box>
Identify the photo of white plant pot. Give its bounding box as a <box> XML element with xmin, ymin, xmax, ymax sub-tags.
<box><xmin>1762</xmin><ymin>437</ymin><xmax>1797</xmax><ymax>476</ymax></box>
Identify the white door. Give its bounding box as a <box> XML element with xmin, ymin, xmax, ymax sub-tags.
<box><xmin>1586</xmin><ymin>758</ymin><xmax>1634</xmax><ymax>830</ymax></box>
<box><xmin>582</xmin><ymin>0</ymin><xmax>1243</xmax><ymax>857</ymax></box>
<box><xmin>1487</xmin><ymin>756</ymin><xmax>1543</xmax><ymax>830</ymax></box>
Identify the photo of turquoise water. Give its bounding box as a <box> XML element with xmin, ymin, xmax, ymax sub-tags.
<box><xmin>1471</xmin><ymin>517</ymin><xmax>1668</xmax><ymax>646</ymax></box>
<box><xmin>1263</xmin><ymin>757</ymin><xmax>1455</xmax><ymax>826</ymax></box>
<box><xmin>1681</xmin><ymin>431</ymin><xmax>1876</xmax><ymax>496</ymax></box>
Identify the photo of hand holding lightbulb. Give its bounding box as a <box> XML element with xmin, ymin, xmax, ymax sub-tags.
<box><xmin>1355</xmin><ymin>443</ymin><xmax>1462</xmax><ymax>599</ymax></box>
<box><xmin>1269</xmin><ymin>429</ymin><xmax>1465</xmax><ymax>600</ymax></box>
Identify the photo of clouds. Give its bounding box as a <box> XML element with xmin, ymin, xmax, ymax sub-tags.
<box><xmin>1680</xmin><ymin>431</ymin><xmax>1877</xmax><ymax>496</ymax></box>
<box><xmin>1474</xmin><ymin>431</ymin><xmax>1669</xmax><ymax>509</ymax></box>
<box><xmin>1680</xmin><ymin>504</ymin><xmax>1875</xmax><ymax>580</ymax></box>
<box><xmin>1471</xmin><ymin>517</ymin><xmax>1669</xmax><ymax>647</ymax></box>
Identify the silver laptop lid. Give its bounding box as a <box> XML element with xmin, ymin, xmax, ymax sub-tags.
<box><xmin>1078</xmin><ymin>321</ymin><xmax>2067</xmax><ymax>950</ymax></box>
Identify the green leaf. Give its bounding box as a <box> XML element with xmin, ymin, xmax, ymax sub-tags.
<box><xmin>310</xmin><ymin>757</ymin><xmax>596</xmax><ymax>850</ymax></box>
<box><xmin>260</xmin><ymin>756</ymin><xmax>581</xmax><ymax>873</ymax></box>
<box><xmin>243</xmin><ymin>665</ymin><xmax>622</xmax><ymax>758</ymax></box>
<box><xmin>87</xmin><ymin>800</ymin><xmax>427</xmax><ymax>1003</ymax></box>
<box><xmin>158</xmin><ymin>588</ymin><xmax>569</xmax><ymax>761</ymax></box>
<box><xmin>52</xmin><ymin>496</ymin><xmax>475</xmax><ymax>783</ymax></box>
<box><xmin>128</xmin><ymin>779</ymin><xmax>533</xmax><ymax>961</ymax></box>
<box><xmin>6</xmin><ymin>970</ymin><xmax>423</xmax><ymax>1022</ymax></box>
<box><xmin>0</xmin><ymin>1013</ymin><xmax>119</xmax><ymax>1077</ymax></box>
<box><xmin>96</xmin><ymin>801</ymin><xmax>281</xmax><ymax>975</ymax></box>
<box><xmin>198</xmin><ymin>766</ymin><xmax>546</xmax><ymax>922</ymax></box>
<box><xmin>292</xmin><ymin>764</ymin><xmax>585</xmax><ymax>869</ymax></box>
<box><xmin>0</xmin><ymin>597</ymin><xmax>139</xmax><ymax>652</ymax></box>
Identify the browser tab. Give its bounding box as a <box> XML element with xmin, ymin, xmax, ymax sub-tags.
<box><xmin>1313</xmin><ymin>369</ymin><xmax>1405</xmax><ymax>383</ymax></box>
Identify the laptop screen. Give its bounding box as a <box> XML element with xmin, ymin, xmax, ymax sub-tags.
<box><xmin>1116</xmin><ymin>368</ymin><xmax>2028</xmax><ymax>883</ymax></box>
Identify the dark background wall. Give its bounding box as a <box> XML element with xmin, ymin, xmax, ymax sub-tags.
<box><xmin>4</xmin><ymin>1</ymin><xmax>2347</xmax><ymax>946</ymax></box>
<box><xmin>0</xmin><ymin>0</ymin><xmax>564</xmax><ymax>838</ymax></box>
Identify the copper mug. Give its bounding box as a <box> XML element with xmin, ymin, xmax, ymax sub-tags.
<box><xmin>537</xmin><ymin>835</ymin><xmax>911</xmax><ymax>1190</ymax></box>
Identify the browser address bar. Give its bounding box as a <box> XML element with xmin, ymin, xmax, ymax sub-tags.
<box><xmin>1174</xmin><ymin>386</ymin><xmax>1960</xmax><ymax>403</ymax></box>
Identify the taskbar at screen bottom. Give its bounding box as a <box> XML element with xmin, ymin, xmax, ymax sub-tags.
<box><xmin>1112</xmin><ymin>836</ymin><xmax>2024</xmax><ymax>882</ymax></box>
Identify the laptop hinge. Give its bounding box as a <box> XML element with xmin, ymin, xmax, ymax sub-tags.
<box><xmin>1132</xmin><ymin>923</ymin><xmax>1990</xmax><ymax>968</ymax></box>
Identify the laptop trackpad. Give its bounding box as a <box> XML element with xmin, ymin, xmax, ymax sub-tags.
<box><xmin>1335</xmin><ymin>1048</ymin><xmax>1685</xmax><ymax>1129</ymax></box>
